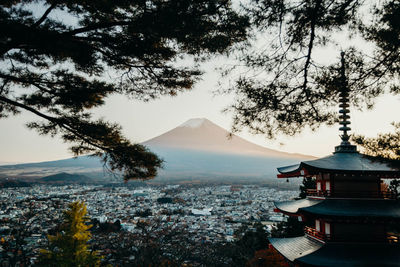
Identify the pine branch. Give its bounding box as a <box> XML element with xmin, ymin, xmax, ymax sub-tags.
<box><xmin>65</xmin><ymin>21</ymin><xmax>131</xmax><ymax>36</ymax></box>
<box><xmin>32</xmin><ymin>2</ymin><xmax>57</xmax><ymax>28</ymax></box>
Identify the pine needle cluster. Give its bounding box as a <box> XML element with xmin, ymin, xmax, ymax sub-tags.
<box><xmin>38</xmin><ymin>201</ymin><xmax>101</xmax><ymax>266</ymax></box>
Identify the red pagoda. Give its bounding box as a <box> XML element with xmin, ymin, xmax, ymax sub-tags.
<box><xmin>269</xmin><ymin>54</ymin><xmax>400</xmax><ymax>266</ymax></box>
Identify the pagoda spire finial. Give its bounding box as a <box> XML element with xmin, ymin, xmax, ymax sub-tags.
<box><xmin>335</xmin><ymin>52</ymin><xmax>357</xmax><ymax>153</ymax></box>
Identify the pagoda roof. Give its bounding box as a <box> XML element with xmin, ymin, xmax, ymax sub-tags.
<box><xmin>297</xmin><ymin>242</ymin><xmax>400</xmax><ymax>266</ymax></box>
<box><xmin>269</xmin><ymin>236</ymin><xmax>322</xmax><ymax>262</ymax></box>
<box><xmin>275</xmin><ymin>198</ymin><xmax>400</xmax><ymax>219</ymax></box>
<box><xmin>277</xmin><ymin>151</ymin><xmax>400</xmax><ymax>178</ymax></box>
<box><xmin>270</xmin><ymin>236</ymin><xmax>400</xmax><ymax>266</ymax></box>
<box><xmin>275</xmin><ymin>198</ymin><xmax>322</xmax><ymax>214</ymax></box>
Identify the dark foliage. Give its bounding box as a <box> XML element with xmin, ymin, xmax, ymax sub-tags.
<box><xmin>271</xmin><ymin>216</ymin><xmax>304</xmax><ymax>238</ymax></box>
<box><xmin>299</xmin><ymin>177</ymin><xmax>316</xmax><ymax>199</ymax></box>
<box><xmin>0</xmin><ymin>180</ymin><xmax>30</xmax><ymax>188</ymax></box>
<box><xmin>91</xmin><ymin>219</ymin><xmax>199</xmax><ymax>266</ymax></box>
<box><xmin>1</xmin><ymin>201</ymin><xmax>63</xmax><ymax>266</ymax></box>
<box><xmin>246</xmin><ymin>248</ymin><xmax>287</xmax><ymax>267</ymax></box>
<box><xmin>0</xmin><ymin>0</ymin><xmax>249</xmax><ymax>180</ymax></box>
<box><xmin>89</xmin><ymin>221</ymin><xmax>270</xmax><ymax>266</ymax></box>
<box><xmin>135</xmin><ymin>208</ymin><xmax>153</xmax><ymax>217</ymax></box>
<box><xmin>227</xmin><ymin>223</ymin><xmax>270</xmax><ymax>266</ymax></box>
<box><xmin>157</xmin><ymin>197</ymin><xmax>173</xmax><ymax>204</ymax></box>
<box><xmin>91</xmin><ymin>219</ymin><xmax>121</xmax><ymax>233</ymax></box>
<box><xmin>352</xmin><ymin>122</ymin><xmax>400</xmax><ymax>160</ymax></box>
<box><xmin>0</xmin><ymin>205</ymin><xmax>39</xmax><ymax>266</ymax></box>
<box><xmin>225</xmin><ymin>0</ymin><xmax>400</xmax><ymax>151</ymax></box>
<box><xmin>389</xmin><ymin>179</ymin><xmax>400</xmax><ymax>200</ymax></box>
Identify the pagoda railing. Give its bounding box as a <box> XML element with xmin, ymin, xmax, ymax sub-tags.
<box><xmin>304</xmin><ymin>226</ymin><xmax>329</xmax><ymax>242</ymax></box>
<box><xmin>305</xmin><ymin>227</ymin><xmax>400</xmax><ymax>243</ymax></box>
<box><xmin>327</xmin><ymin>234</ymin><xmax>388</xmax><ymax>242</ymax></box>
<box><xmin>306</xmin><ymin>189</ymin><xmax>397</xmax><ymax>199</ymax></box>
<box><xmin>306</xmin><ymin>189</ymin><xmax>330</xmax><ymax>197</ymax></box>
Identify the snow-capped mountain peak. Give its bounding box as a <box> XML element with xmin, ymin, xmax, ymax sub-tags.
<box><xmin>179</xmin><ymin>118</ymin><xmax>207</xmax><ymax>128</ymax></box>
<box><xmin>144</xmin><ymin>118</ymin><xmax>314</xmax><ymax>159</ymax></box>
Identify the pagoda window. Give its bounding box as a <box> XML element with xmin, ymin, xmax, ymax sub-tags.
<box><xmin>325</xmin><ymin>222</ymin><xmax>331</xmax><ymax>235</ymax></box>
<box><xmin>315</xmin><ymin>219</ymin><xmax>321</xmax><ymax>232</ymax></box>
<box><xmin>325</xmin><ymin>181</ymin><xmax>331</xmax><ymax>191</ymax></box>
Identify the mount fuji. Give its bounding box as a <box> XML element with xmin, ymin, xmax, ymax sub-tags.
<box><xmin>143</xmin><ymin>118</ymin><xmax>313</xmax><ymax>183</ymax></box>
<box><xmin>144</xmin><ymin>118</ymin><xmax>309</xmax><ymax>158</ymax></box>
<box><xmin>0</xmin><ymin>118</ymin><xmax>314</xmax><ymax>184</ymax></box>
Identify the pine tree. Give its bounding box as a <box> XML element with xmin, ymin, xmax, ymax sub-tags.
<box><xmin>39</xmin><ymin>201</ymin><xmax>100</xmax><ymax>266</ymax></box>
<box><xmin>225</xmin><ymin>0</ymin><xmax>400</xmax><ymax>159</ymax></box>
<box><xmin>352</xmin><ymin>122</ymin><xmax>400</xmax><ymax>160</ymax></box>
<box><xmin>0</xmin><ymin>1</ymin><xmax>249</xmax><ymax>180</ymax></box>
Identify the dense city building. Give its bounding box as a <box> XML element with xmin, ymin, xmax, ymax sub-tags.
<box><xmin>0</xmin><ymin>184</ymin><xmax>296</xmax><ymax>265</ymax></box>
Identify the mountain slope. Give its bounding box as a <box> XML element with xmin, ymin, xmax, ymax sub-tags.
<box><xmin>150</xmin><ymin>147</ymin><xmax>302</xmax><ymax>181</ymax></box>
<box><xmin>0</xmin><ymin>156</ymin><xmax>104</xmax><ymax>179</ymax></box>
<box><xmin>144</xmin><ymin>118</ymin><xmax>312</xmax><ymax>159</ymax></box>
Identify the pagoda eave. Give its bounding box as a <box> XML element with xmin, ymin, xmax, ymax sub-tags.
<box><xmin>277</xmin><ymin>165</ymin><xmax>400</xmax><ymax>179</ymax></box>
<box><xmin>274</xmin><ymin>198</ymin><xmax>400</xmax><ymax>219</ymax></box>
<box><xmin>274</xmin><ymin>198</ymin><xmax>322</xmax><ymax>214</ymax></box>
<box><xmin>277</xmin><ymin>153</ymin><xmax>400</xmax><ymax>178</ymax></box>
<box><xmin>270</xmin><ymin>236</ymin><xmax>400</xmax><ymax>267</ymax></box>
<box><xmin>269</xmin><ymin>236</ymin><xmax>322</xmax><ymax>262</ymax></box>
<box><xmin>295</xmin><ymin>241</ymin><xmax>400</xmax><ymax>267</ymax></box>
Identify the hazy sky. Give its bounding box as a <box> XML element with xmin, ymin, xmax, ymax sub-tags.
<box><xmin>1</xmin><ymin>61</ymin><xmax>399</xmax><ymax>164</ymax></box>
<box><xmin>1</xmin><ymin>3</ymin><xmax>400</xmax><ymax>164</ymax></box>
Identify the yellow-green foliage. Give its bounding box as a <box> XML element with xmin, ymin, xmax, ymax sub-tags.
<box><xmin>39</xmin><ymin>201</ymin><xmax>100</xmax><ymax>266</ymax></box>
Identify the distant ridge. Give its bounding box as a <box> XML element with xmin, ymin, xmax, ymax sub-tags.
<box><xmin>144</xmin><ymin>118</ymin><xmax>314</xmax><ymax>159</ymax></box>
<box><xmin>41</xmin><ymin>172</ymin><xmax>91</xmax><ymax>183</ymax></box>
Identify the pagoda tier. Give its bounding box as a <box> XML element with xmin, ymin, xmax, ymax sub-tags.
<box><xmin>274</xmin><ymin>198</ymin><xmax>400</xmax><ymax>219</ymax></box>
<box><xmin>277</xmin><ymin>152</ymin><xmax>400</xmax><ymax>179</ymax></box>
<box><xmin>277</xmin><ymin>151</ymin><xmax>400</xmax><ymax>200</ymax></box>
<box><xmin>269</xmin><ymin>236</ymin><xmax>400</xmax><ymax>267</ymax></box>
<box><xmin>274</xmin><ymin>198</ymin><xmax>400</xmax><ymax>244</ymax></box>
